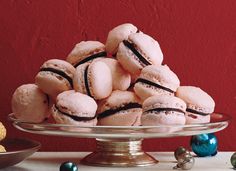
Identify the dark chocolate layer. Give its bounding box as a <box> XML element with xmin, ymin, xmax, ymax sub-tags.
<box><xmin>136</xmin><ymin>78</ymin><xmax>174</xmax><ymax>93</ymax></box>
<box><xmin>40</xmin><ymin>67</ymin><xmax>73</xmax><ymax>88</ymax></box>
<box><xmin>74</xmin><ymin>51</ymin><xmax>107</xmax><ymax>68</ymax></box>
<box><xmin>84</xmin><ymin>65</ymin><xmax>92</xmax><ymax>97</ymax></box>
<box><xmin>55</xmin><ymin>105</ymin><xmax>96</xmax><ymax>121</ymax></box>
<box><xmin>97</xmin><ymin>103</ymin><xmax>142</xmax><ymax>119</ymax></box>
<box><xmin>145</xmin><ymin>108</ymin><xmax>185</xmax><ymax>114</ymax></box>
<box><xmin>186</xmin><ymin>108</ymin><xmax>210</xmax><ymax>116</ymax></box>
<box><xmin>123</xmin><ymin>40</ymin><xmax>151</xmax><ymax>66</ymax></box>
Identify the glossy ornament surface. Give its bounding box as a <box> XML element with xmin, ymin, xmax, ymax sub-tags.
<box><xmin>60</xmin><ymin>161</ymin><xmax>78</xmax><ymax>171</ymax></box>
<box><xmin>231</xmin><ymin>152</ymin><xmax>236</xmax><ymax>168</ymax></box>
<box><xmin>191</xmin><ymin>133</ymin><xmax>218</xmax><ymax>157</ymax></box>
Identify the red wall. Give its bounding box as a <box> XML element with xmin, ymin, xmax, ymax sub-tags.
<box><xmin>0</xmin><ymin>0</ymin><xmax>235</xmax><ymax>151</ymax></box>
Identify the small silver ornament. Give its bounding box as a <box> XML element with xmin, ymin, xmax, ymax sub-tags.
<box><xmin>174</xmin><ymin>146</ymin><xmax>191</xmax><ymax>160</ymax></box>
<box><xmin>173</xmin><ymin>153</ymin><xmax>195</xmax><ymax>170</ymax></box>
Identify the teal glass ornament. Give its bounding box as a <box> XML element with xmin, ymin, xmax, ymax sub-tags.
<box><xmin>231</xmin><ymin>152</ymin><xmax>236</xmax><ymax>168</ymax></box>
<box><xmin>60</xmin><ymin>161</ymin><xmax>78</xmax><ymax>171</ymax></box>
<box><xmin>190</xmin><ymin>133</ymin><xmax>218</xmax><ymax>157</ymax></box>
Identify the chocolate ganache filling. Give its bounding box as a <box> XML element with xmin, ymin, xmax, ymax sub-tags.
<box><xmin>97</xmin><ymin>103</ymin><xmax>142</xmax><ymax>119</ymax></box>
<box><xmin>123</xmin><ymin>40</ymin><xmax>151</xmax><ymax>66</ymax></box>
<box><xmin>84</xmin><ymin>65</ymin><xmax>92</xmax><ymax>97</ymax></box>
<box><xmin>40</xmin><ymin>67</ymin><xmax>73</xmax><ymax>88</ymax></box>
<box><xmin>74</xmin><ymin>51</ymin><xmax>107</xmax><ymax>68</ymax></box>
<box><xmin>145</xmin><ymin>108</ymin><xmax>185</xmax><ymax>114</ymax></box>
<box><xmin>55</xmin><ymin>105</ymin><xmax>96</xmax><ymax>121</ymax></box>
<box><xmin>135</xmin><ymin>78</ymin><xmax>174</xmax><ymax>93</ymax></box>
<box><xmin>186</xmin><ymin>108</ymin><xmax>210</xmax><ymax>116</ymax></box>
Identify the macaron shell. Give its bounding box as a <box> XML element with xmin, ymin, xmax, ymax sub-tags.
<box><xmin>73</xmin><ymin>63</ymin><xmax>89</xmax><ymax>95</ymax></box>
<box><xmin>56</xmin><ymin>90</ymin><xmax>97</xmax><ymax>117</ymax></box>
<box><xmin>41</xmin><ymin>59</ymin><xmax>75</xmax><ymax>78</ymax></box>
<box><xmin>185</xmin><ymin>112</ymin><xmax>210</xmax><ymax>124</ymax></box>
<box><xmin>117</xmin><ymin>42</ymin><xmax>144</xmax><ymax>75</ymax></box>
<box><xmin>105</xmin><ymin>23</ymin><xmax>138</xmax><ymax>54</ymax></box>
<box><xmin>52</xmin><ymin>105</ymin><xmax>97</xmax><ymax>126</ymax></box>
<box><xmin>141</xmin><ymin>111</ymin><xmax>186</xmax><ymax>126</ymax></box>
<box><xmin>99</xmin><ymin>58</ymin><xmax>131</xmax><ymax>91</ymax></box>
<box><xmin>143</xmin><ymin>95</ymin><xmax>186</xmax><ymax>112</ymax></box>
<box><xmin>88</xmin><ymin>61</ymin><xmax>112</xmax><ymax>99</ymax></box>
<box><xmin>134</xmin><ymin>82</ymin><xmax>174</xmax><ymax>101</ymax></box>
<box><xmin>11</xmin><ymin>84</ymin><xmax>49</xmax><ymax>123</ymax></box>
<box><xmin>35</xmin><ymin>72</ymin><xmax>71</xmax><ymax>100</ymax></box>
<box><xmin>176</xmin><ymin>86</ymin><xmax>215</xmax><ymax>113</ymax></box>
<box><xmin>139</xmin><ymin>65</ymin><xmax>180</xmax><ymax>91</ymax></box>
<box><xmin>67</xmin><ymin>41</ymin><xmax>105</xmax><ymax>66</ymax></box>
<box><xmin>129</xmin><ymin>33</ymin><xmax>163</xmax><ymax>66</ymax></box>
<box><xmin>98</xmin><ymin>108</ymin><xmax>142</xmax><ymax>126</ymax></box>
<box><xmin>97</xmin><ymin>90</ymin><xmax>141</xmax><ymax>114</ymax></box>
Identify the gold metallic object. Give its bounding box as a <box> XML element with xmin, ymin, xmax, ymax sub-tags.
<box><xmin>0</xmin><ymin>122</ymin><xmax>6</xmax><ymax>141</ymax></box>
<box><xmin>81</xmin><ymin>138</ymin><xmax>158</xmax><ymax>167</ymax></box>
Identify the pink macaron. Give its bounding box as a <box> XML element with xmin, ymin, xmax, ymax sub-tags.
<box><xmin>97</xmin><ymin>90</ymin><xmax>142</xmax><ymax>126</ymax></box>
<box><xmin>117</xmin><ymin>32</ymin><xmax>163</xmax><ymax>75</ymax></box>
<box><xmin>35</xmin><ymin>59</ymin><xmax>75</xmax><ymax>100</ymax></box>
<box><xmin>105</xmin><ymin>23</ymin><xmax>138</xmax><ymax>55</ymax></box>
<box><xmin>11</xmin><ymin>84</ymin><xmax>49</xmax><ymax>123</ymax></box>
<box><xmin>134</xmin><ymin>65</ymin><xmax>180</xmax><ymax>101</ymax></box>
<box><xmin>176</xmin><ymin>86</ymin><xmax>215</xmax><ymax>124</ymax></box>
<box><xmin>98</xmin><ymin>58</ymin><xmax>131</xmax><ymax>91</ymax></box>
<box><xmin>67</xmin><ymin>41</ymin><xmax>107</xmax><ymax>68</ymax></box>
<box><xmin>73</xmin><ymin>60</ymin><xmax>112</xmax><ymax>100</ymax></box>
<box><xmin>141</xmin><ymin>95</ymin><xmax>186</xmax><ymax>126</ymax></box>
<box><xmin>52</xmin><ymin>90</ymin><xmax>97</xmax><ymax>126</ymax></box>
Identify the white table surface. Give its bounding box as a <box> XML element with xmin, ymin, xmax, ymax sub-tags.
<box><xmin>2</xmin><ymin>152</ymin><xmax>234</xmax><ymax>171</ymax></box>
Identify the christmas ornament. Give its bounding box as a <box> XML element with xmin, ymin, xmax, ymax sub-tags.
<box><xmin>191</xmin><ymin>133</ymin><xmax>218</xmax><ymax>157</ymax></box>
<box><xmin>231</xmin><ymin>152</ymin><xmax>236</xmax><ymax>168</ymax></box>
<box><xmin>173</xmin><ymin>153</ymin><xmax>195</xmax><ymax>170</ymax></box>
<box><xmin>60</xmin><ymin>161</ymin><xmax>78</xmax><ymax>171</ymax></box>
<box><xmin>174</xmin><ymin>146</ymin><xmax>191</xmax><ymax>160</ymax></box>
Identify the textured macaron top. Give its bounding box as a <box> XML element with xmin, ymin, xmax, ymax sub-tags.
<box><xmin>97</xmin><ymin>90</ymin><xmax>142</xmax><ymax>115</ymax></box>
<box><xmin>11</xmin><ymin>84</ymin><xmax>49</xmax><ymax>122</ymax></box>
<box><xmin>67</xmin><ymin>41</ymin><xmax>106</xmax><ymax>67</ymax></box>
<box><xmin>176</xmin><ymin>86</ymin><xmax>215</xmax><ymax>114</ymax></box>
<box><xmin>39</xmin><ymin>59</ymin><xmax>75</xmax><ymax>89</ymax></box>
<box><xmin>56</xmin><ymin>90</ymin><xmax>97</xmax><ymax>117</ymax></box>
<box><xmin>143</xmin><ymin>95</ymin><xmax>186</xmax><ymax>113</ymax></box>
<box><xmin>105</xmin><ymin>23</ymin><xmax>138</xmax><ymax>54</ymax></box>
<box><xmin>126</xmin><ymin>33</ymin><xmax>163</xmax><ymax>66</ymax></box>
<box><xmin>137</xmin><ymin>65</ymin><xmax>180</xmax><ymax>92</ymax></box>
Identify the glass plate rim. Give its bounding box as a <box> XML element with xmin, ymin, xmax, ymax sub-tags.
<box><xmin>8</xmin><ymin>112</ymin><xmax>231</xmax><ymax>129</ymax></box>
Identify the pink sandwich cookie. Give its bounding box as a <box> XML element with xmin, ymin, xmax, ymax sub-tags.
<box><xmin>99</xmin><ymin>58</ymin><xmax>131</xmax><ymax>91</ymax></box>
<box><xmin>141</xmin><ymin>95</ymin><xmax>186</xmax><ymax>132</ymax></box>
<box><xmin>67</xmin><ymin>41</ymin><xmax>107</xmax><ymax>68</ymax></box>
<box><xmin>134</xmin><ymin>65</ymin><xmax>180</xmax><ymax>101</ymax></box>
<box><xmin>176</xmin><ymin>86</ymin><xmax>215</xmax><ymax>124</ymax></box>
<box><xmin>97</xmin><ymin>90</ymin><xmax>142</xmax><ymax>126</ymax></box>
<box><xmin>73</xmin><ymin>60</ymin><xmax>112</xmax><ymax>100</ymax></box>
<box><xmin>117</xmin><ymin>32</ymin><xmax>163</xmax><ymax>75</ymax></box>
<box><xmin>11</xmin><ymin>84</ymin><xmax>49</xmax><ymax>123</ymax></box>
<box><xmin>105</xmin><ymin>23</ymin><xmax>138</xmax><ymax>55</ymax></box>
<box><xmin>52</xmin><ymin>90</ymin><xmax>97</xmax><ymax>126</ymax></box>
<box><xmin>35</xmin><ymin>59</ymin><xmax>75</xmax><ymax>100</ymax></box>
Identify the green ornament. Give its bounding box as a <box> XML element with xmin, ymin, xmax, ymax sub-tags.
<box><xmin>174</xmin><ymin>146</ymin><xmax>191</xmax><ymax>160</ymax></box>
<box><xmin>231</xmin><ymin>152</ymin><xmax>236</xmax><ymax>168</ymax></box>
<box><xmin>60</xmin><ymin>161</ymin><xmax>78</xmax><ymax>171</ymax></box>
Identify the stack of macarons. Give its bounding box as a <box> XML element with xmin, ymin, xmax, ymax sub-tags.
<box><xmin>11</xmin><ymin>23</ymin><xmax>215</xmax><ymax>128</ymax></box>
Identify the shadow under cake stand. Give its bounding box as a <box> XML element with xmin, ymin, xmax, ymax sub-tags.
<box><xmin>9</xmin><ymin>113</ymin><xmax>230</xmax><ymax>167</ymax></box>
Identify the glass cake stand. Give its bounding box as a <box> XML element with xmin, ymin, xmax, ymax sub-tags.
<box><xmin>8</xmin><ymin>113</ymin><xmax>230</xmax><ymax>167</ymax></box>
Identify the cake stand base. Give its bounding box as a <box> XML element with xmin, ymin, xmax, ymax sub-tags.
<box><xmin>80</xmin><ymin>138</ymin><xmax>158</xmax><ymax>167</ymax></box>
